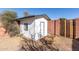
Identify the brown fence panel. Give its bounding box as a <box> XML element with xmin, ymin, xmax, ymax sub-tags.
<box><xmin>48</xmin><ymin>20</ymin><xmax>54</xmax><ymax>35</ymax></box>
<box><xmin>66</xmin><ymin>20</ymin><xmax>70</xmax><ymax>37</ymax></box>
<box><xmin>60</xmin><ymin>19</ymin><xmax>65</xmax><ymax>36</ymax></box>
<box><xmin>73</xmin><ymin>19</ymin><xmax>79</xmax><ymax>39</ymax></box>
<box><xmin>70</xmin><ymin>20</ymin><xmax>74</xmax><ymax>39</ymax></box>
<box><xmin>55</xmin><ymin>20</ymin><xmax>61</xmax><ymax>36</ymax></box>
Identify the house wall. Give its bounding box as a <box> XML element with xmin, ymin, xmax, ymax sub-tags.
<box><xmin>35</xmin><ymin>18</ymin><xmax>48</xmax><ymax>40</ymax></box>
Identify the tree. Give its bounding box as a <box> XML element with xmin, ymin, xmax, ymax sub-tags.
<box><xmin>1</xmin><ymin>10</ymin><xmax>19</xmax><ymax>37</ymax></box>
<box><xmin>24</xmin><ymin>11</ymin><xmax>29</xmax><ymax>17</ymax></box>
<box><xmin>60</xmin><ymin>18</ymin><xmax>66</xmax><ymax>20</ymax></box>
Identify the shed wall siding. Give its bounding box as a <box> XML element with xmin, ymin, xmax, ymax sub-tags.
<box><xmin>20</xmin><ymin>20</ymin><xmax>35</xmax><ymax>38</ymax></box>
<box><xmin>35</xmin><ymin>18</ymin><xmax>48</xmax><ymax>40</ymax></box>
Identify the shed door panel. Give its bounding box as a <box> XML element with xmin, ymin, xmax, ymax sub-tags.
<box><xmin>40</xmin><ymin>22</ymin><xmax>45</xmax><ymax>36</ymax></box>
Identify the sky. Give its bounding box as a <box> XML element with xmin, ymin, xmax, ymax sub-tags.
<box><xmin>0</xmin><ymin>8</ymin><xmax>79</xmax><ymax>19</ymax></box>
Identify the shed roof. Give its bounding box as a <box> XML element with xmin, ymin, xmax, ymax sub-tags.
<box><xmin>15</xmin><ymin>14</ymin><xmax>51</xmax><ymax>21</ymax></box>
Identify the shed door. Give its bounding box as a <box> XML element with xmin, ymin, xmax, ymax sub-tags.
<box><xmin>40</xmin><ymin>22</ymin><xmax>45</xmax><ymax>36</ymax></box>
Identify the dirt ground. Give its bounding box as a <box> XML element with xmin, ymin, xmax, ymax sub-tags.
<box><xmin>0</xmin><ymin>36</ymin><xmax>23</xmax><ymax>51</ymax></box>
<box><xmin>0</xmin><ymin>35</ymin><xmax>73</xmax><ymax>51</ymax></box>
<box><xmin>53</xmin><ymin>36</ymin><xmax>73</xmax><ymax>51</ymax></box>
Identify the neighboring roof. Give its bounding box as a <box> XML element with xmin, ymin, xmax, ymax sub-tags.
<box><xmin>15</xmin><ymin>14</ymin><xmax>51</xmax><ymax>21</ymax></box>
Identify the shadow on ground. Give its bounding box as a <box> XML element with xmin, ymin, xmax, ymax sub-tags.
<box><xmin>72</xmin><ymin>38</ymin><xmax>79</xmax><ymax>51</ymax></box>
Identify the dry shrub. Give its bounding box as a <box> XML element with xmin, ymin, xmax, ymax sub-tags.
<box><xmin>38</xmin><ymin>35</ymin><xmax>58</xmax><ymax>51</ymax></box>
<box><xmin>21</xmin><ymin>38</ymin><xmax>50</xmax><ymax>51</ymax></box>
<box><xmin>38</xmin><ymin>35</ymin><xmax>54</xmax><ymax>45</ymax></box>
<box><xmin>21</xmin><ymin>35</ymin><xmax>59</xmax><ymax>51</ymax></box>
